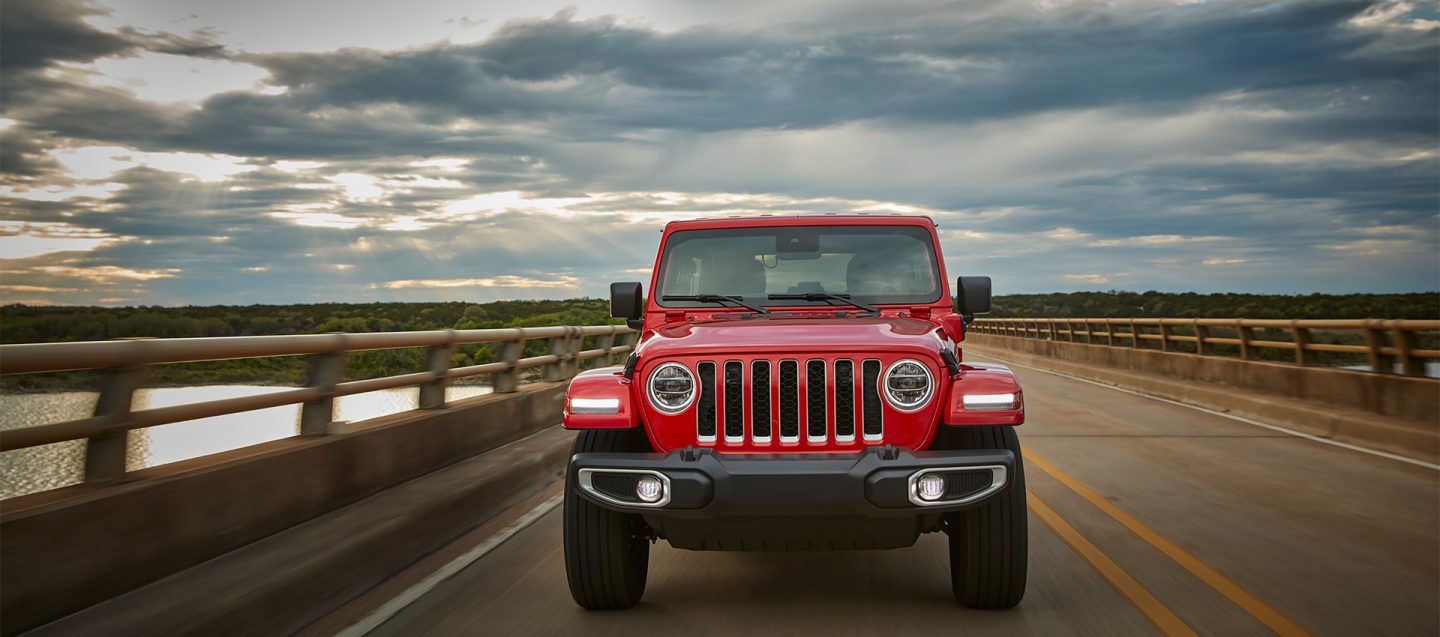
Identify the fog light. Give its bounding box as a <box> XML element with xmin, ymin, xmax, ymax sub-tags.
<box><xmin>917</xmin><ymin>474</ymin><xmax>947</xmax><ymax>501</ymax></box>
<box><xmin>635</xmin><ymin>476</ymin><xmax>664</xmax><ymax>503</ymax></box>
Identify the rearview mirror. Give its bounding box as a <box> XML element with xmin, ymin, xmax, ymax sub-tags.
<box><xmin>610</xmin><ymin>282</ymin><xmax>644</xmax><ymax>330</ymax></box>
<box><xmin>956</xmin><ymin>276</ymin><xmax>992</xmax><ymax>315</ymax></box>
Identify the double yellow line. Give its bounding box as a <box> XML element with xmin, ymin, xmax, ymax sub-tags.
<box><xmin>1024</xmin><ymin>449</ymin><xmax>1314</xmax><ymax>637</ymax></box>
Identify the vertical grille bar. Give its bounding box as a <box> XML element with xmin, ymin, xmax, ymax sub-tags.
<box><xmin>861</xmin><ymin>359</ymin><xmax>882</xmax><ymax>440</ymax></box>
<box><xmin>751</xmin><ymin>360</ymin><xmax>772</xmax><ymax>442</ymax></box>
<box><xmin>805</xmin><ymin>359</ymin><xmax>827</xmax><ymax>442</ymax></box>
<box><xmin>834</xmin><ymin>359</ymin><xmax>855</xmax><ymax>440</ymax></box>
<box><xmin>778</xmin><ymin>359</ymin><xmax>800</xmax><ymax>441</ymax></box>
<box><xmin>723</xmin><ymin>361</ymin><xmax>744</xmax><ymax>443</ymax></box>
<box><xmin>697</xmin><ymin>361</ymin><xmax>717</xmax><ymax>442</ymax></box>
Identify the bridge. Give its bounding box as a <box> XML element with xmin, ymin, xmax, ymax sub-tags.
<box><xmin>1</xmin><ymin>318</ymin><xmax>1435</xmax><ymax>636</ymax></box>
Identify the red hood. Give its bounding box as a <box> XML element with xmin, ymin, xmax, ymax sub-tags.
<box><xmin>635</xmin><ymin>315</ymin><xmax>949</xmax><ymax>360</ymax></box>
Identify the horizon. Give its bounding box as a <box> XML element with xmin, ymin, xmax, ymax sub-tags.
<box><xmin>5</xmin><ymin>288</ymin><xmax>1437</xmax><ymax>311</ymax></box>
<box><xmin>2</xmin><ymin>0</ymin><xmax>1438</xmax><ymax>306</ymax></box>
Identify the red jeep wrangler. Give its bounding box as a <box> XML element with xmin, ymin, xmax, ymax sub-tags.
<box><xmin>562</xmin><ymin>215</ymin><xmax>1026</xmax><ymax>609</ymax></box>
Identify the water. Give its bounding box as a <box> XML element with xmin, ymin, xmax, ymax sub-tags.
<box><xmin>0</xmin><ymin>384</ymin><xmax>493</xmax><ymax>500</ymax></box>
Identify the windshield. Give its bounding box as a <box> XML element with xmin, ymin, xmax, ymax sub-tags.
<box><xmin>655</xmin><ymin>225</ymin><xmax>941</xmax><ymax>308</ymax></box>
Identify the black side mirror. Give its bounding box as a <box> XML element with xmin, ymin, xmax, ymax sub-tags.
<box><xmin>610</xmin><ymin>282</ymin><xmax>644</xmax><ymax>330</ymax></box>
<box><xmin>956</xmin><ymin>276</ymin><xmax>992</xmax><ymax>315</ymax></box>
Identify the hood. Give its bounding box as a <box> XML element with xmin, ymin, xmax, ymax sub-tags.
<box><xmin>635</xmin><ymin>315</ymin><xmax>949</xmax><ymax>360</ymax></box>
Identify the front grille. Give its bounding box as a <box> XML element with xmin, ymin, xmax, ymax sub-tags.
<box><xmin>690</xmin><ymin>357</ymin><xmax>884</xmax><ymax>446</ymax></box>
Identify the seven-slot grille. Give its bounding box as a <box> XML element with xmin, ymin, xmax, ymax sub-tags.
<box><xmin>693</xmin><ymin>358</ymin><xmax>886</xmax><ymax>446</ymax></box>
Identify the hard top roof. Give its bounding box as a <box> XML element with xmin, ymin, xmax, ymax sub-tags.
<box><xmin>662</xmin><ymin>213</ymin><xmax>937</xmax><ymax>231</ymax></box>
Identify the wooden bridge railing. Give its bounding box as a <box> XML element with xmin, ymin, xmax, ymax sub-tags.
<box><xmin>968</xmin><ymin>318</ymin><xmax>1439</xmax><ymax>377</ymax></box>
<box><xmin>0</xmin><ymin>325</ymin><xmax>636</xmax><ymax>483</ymax></box>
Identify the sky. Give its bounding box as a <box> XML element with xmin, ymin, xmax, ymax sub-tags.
<box><xmin>0</xmin><ymin>0</ymin><xmax>1436</xmax><ymax>307</ymax></box>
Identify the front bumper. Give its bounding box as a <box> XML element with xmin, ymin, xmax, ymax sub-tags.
<box><xmin>571</xmin><ymin>446</ymin><xmax>1015</xmax><ymax>518</ymax></box>
<box><xmin>572</xmin><ymin>446</ymin><xmax>1015</xmax><ymax>550</ymax></box>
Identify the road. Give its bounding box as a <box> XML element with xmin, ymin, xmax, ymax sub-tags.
<box><xmin>362</xmin><ymin>356</ymin><xmax>1439</xmax><ymax>636</ymax></box>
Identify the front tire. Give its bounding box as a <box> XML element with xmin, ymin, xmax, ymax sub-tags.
<box><xmin>563</xmin><ymin>429</ymin><xmax>652</xmax><ymax>609</ymax></box>
<box><xmin>938</xmin><ymin>426</ymin><xmax>1028</xmax><ymax>609</ymax></box>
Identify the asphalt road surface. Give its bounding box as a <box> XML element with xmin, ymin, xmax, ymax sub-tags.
<box><xmin>365</xmin><ymin>357</ymin><xmax>1439</xmax><ymax>636</ymax></box>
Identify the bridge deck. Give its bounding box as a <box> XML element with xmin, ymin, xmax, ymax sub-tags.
<box><xmin>357</xmin><ymin>356</ymin><xmax>1439</xmax><ymax>636</ymax></box>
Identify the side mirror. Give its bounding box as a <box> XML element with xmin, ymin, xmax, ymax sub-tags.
<box><xmin>610</xmin><ymin>282</ymin><xmax>644</xmax><ymax>330</ymax></box>
<box><xmin>956</xmin><ymin>276</ymin><xmax>992</xmax><ymax>316</ymax></box>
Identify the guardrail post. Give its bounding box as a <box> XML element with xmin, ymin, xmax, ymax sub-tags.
<box><xmin>596</xmin><ymin>332</ymin><xmax>616</xmax><ymax>368</ymax></box>
<box><xmin>84</xmin><ymin>363</ymin><xmax>146</xmax><ymax>483</ymax></box>
<box><xmin>1238</xmin><ymin>325</ymin><xmax>1257</xmax><ymax>359</ymax></box>
<box><xmin>1048</xmin><ymin>320</ymin><xmax>1058</xmax><ymax>341</ymax></box>
<box><xmin>1105</xmin><ymin>321</ymin><xmax>1116</xmax><ymax>346</ymax></box>
<box><xmin>545</xmin><ymin>329</ymin><xmax>579</xmax><ymax>381</ymax></box>
<box><xmin>1158</xmin><ymin>323</ymin><xmax>1172</xmax><ymax>352</ymax></box>
<box><xmin>1194</xmin><ymin>321</ymin><xmax>1211</xmax><ymax>356</ymax></box>
<box><xmin>1130</xmin><ymin>320</ymin><xmax>1140</xmax><ymax>348</ymax></box>
<box><xmin>300</xmin><ymin>337</ymin><xmax>346</xmax><ymax>436</ymax></box>
<box><xmin>494</xmin><ymin>338</ymin><xmax>522</xmax><ymax>392</ymax></box>
<box><xmin>419</xmin><ymin>330</ymin><xmax>457</xmax><ymax>410</ymax></box>
<box><xmin>1393</xmin><ymin>326</ymin><xmax>1423</xmax><ymax>376</ymax></box>
<box><xmin>1291</xmin><ymin>322</ymin><xmax>1315</xmax><ymax>366</ymax></box>
<box><xmin>1362</xmin><ymin>322</ymin><xmax>1390</xmax><ymax>373</ymax></box>
<box><xmin>1083</xmin><ymin>320</ymin><xmax>1094</xmax><ymax>344</ymax></box>
<box><xmin>567</xmin><ymin>327</ymin><xmax>584</xmax><ymax>377</ymax></box>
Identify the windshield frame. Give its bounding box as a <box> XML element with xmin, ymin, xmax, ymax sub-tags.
<box><xmin>652</xmin><ymin>224</ymin><xmax>944</xmax><ymax>310</ymax></box>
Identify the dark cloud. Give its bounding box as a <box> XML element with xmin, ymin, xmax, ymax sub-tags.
<box><xmin>0</xmin><ymin>0</ymin><xmax>134</xmax><ymax>72</ymax></box>
<box><xmin>0</xmin><ymin>0</ymin><xmax>224</xmax><ymax>75</ymax></box>
<box><xmin>0</xmin><ymin>0</ymin><xmax>1436</xmax><ymax>302</ymax></box>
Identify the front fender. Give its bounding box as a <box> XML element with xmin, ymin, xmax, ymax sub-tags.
<box><xmin>943</xmin><ymin>363</ymin><xmax>1025</xmax><ymax>426</ymax></box>
<box><xmin>563</xmin><ymin>366</ymin><xmax>641</xmax><ymax>429</ymax></box>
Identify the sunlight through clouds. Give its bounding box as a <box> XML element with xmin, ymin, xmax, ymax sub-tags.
<box><xmin>0</xmin><ymin>221</ymin><xmax>124</xmax><ymax>259</ymax></box>
<box><xmin>382</xmin><ymin>275</ymin><xmax>581</xmax><ymax>289</ymax></box>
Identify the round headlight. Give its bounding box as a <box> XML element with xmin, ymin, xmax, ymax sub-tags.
<box><xmin>647</xmin><ymin>362</ymin><xmax>696</xmax><ymax>414</ymax></box>
<box><xmin>883</xmin><ymin>359</ymin><xmax>933</xmax><ymax>411</ymax></box>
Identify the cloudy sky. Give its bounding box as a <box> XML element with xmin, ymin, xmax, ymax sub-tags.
<box><xmin>1</xmin><ymin>0</ymin><xmax>1436</xmax><ymax>306</ymax></box>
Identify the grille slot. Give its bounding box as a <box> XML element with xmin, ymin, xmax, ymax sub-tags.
<box><xmin>751</xmin><ymin>360</ymin><xmax>772</xmax><ymax>441</ymax></box>
<box><xmin>697</xmin><ymin>361</ymin><xmax>717</xmax><ymax>441</ymax></box>
<box><xmin>806</xmin><ymin>359</ymin><xmax>827</xmax><ymax>441</ymax></box>
<box><xmin>723</xmin><ymin>361</ymin><xmax>744</xmax><ymax>442</ymax></box>
<box><xmin>861</xmin><ymin>359</ymin><xmax>882</xmax><ymax>439</ymax></box>
<box><xmin>834</xmin><ymin>359</ymin><xmax>855</xmax><ymax>440</ymax></box>
<box><xmin>778</xmin><ymin>360</ymin><xmax>800</xmax><ymax>441</ymax></box>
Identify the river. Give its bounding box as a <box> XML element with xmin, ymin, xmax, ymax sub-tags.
<box><xmin>0</xmin><ymin>384</ymin><xmax>493</xmax><ymax>500</ymax></box>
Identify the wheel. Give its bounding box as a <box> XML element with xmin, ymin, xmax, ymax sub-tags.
<box><xmin>563</xmin><ymin>428</ymin><xmax>653</xmax><ymax>609</ymax></box>
<box><xmin>938</xmin><ymin>425</ymin><xmax>1028</xmax><ymax>609</ymax></box>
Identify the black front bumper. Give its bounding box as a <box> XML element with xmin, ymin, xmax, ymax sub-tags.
<box><xmin>571</xmin><ymin>446</ymin><xmax>1015</xmax><ymax>550</ymax></box>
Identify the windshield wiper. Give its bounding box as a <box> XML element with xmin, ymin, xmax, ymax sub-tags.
<box><xmin>767</xmin><ymin>292</ymin><xmax>879</xmax><ymax>316</ymax></box>
<box><xmin>662</xmin><ymin>294</ymin><xmax>771</xmax><ymax>316</ymax></box>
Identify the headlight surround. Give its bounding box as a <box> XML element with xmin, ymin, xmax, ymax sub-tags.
<box><xmin>883</xmin><ymin>358</ymin><xmax>934</xmax><ymax>411</ymax></box>
<box><xmin>647</xmin><ymin>362</ymin><xmax>696</xmax><ymax>414</ymax></box>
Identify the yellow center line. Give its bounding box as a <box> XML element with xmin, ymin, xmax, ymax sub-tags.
<box><xmin>1028</xmin><ymin>490</ymin><xmax>1199</xmax><ymax>637</ymax></box>
<box><xmin>1025</xmin><ymin>449</ymin><xmax>1316</xmax><ymax>637</ymax></box>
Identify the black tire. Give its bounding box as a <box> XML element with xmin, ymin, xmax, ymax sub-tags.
<box><xmin>938</xmin><ymin>426</ymin><xmax>1028</xmax><ymax>609</ymax></box>
<box><xmin>563</xmin><ymin>428</ymin><xmax>652</xmax><ymax>609</ymax></box>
